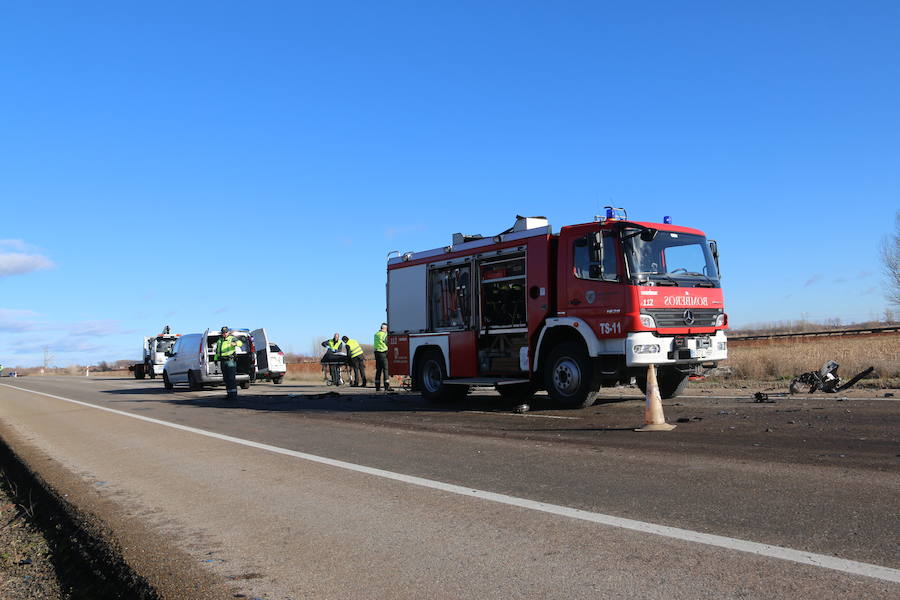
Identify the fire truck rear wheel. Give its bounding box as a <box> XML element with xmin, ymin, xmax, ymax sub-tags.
<box><xmin>544</xmin><ymin>341</ymin><xmax>599</xmax><ymax>408</ymax></box>
<box><xmin>635</xmin><ymin>366</ymin><xmax>688</xmax><ymax>399</ymax></box>
<box><xmin>417</xmin><ymin>349</ymin><xmax>466</xmax><ymax>402</ymax></box>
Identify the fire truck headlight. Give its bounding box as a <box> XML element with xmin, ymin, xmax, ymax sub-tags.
<box><xmin>715</xmin><ymin>313</ymin><xmax>727</xmax><ymax>327</ymax></box>
<box><xmin>633</xmin><ymin>344</ymin><xmax>660</xmax><ymax>354</ymax></box>
<box><xmin>717</xmin><ymin>341</ymin><xmax>727</xmax><ymax>351</ymax></box>
<box><xmin>639</xmin><ymin>314</ymin><xmax>656</xmax><ymax>328</ymax></box>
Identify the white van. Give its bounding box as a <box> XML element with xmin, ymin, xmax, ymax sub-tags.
<box><xmin>251</xmin><ymin>328</ymin><xmax>287</xmax><ymax>384</ymax></box>
<box><xmin>162</xmin><ymin>329</ymin><xmax>255</xmax><ymax>391</ymax></box>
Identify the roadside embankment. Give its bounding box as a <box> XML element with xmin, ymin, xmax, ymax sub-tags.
<box><xmin>0</xmin><ymin>431</ymin><xmax>158</xmax><ymax>599</ymax></box>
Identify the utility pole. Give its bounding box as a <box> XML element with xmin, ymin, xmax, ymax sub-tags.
<box><xmin>42</xmin><ymin>346</ymin><xmax>54</xmax><ymax>373</ymax></box>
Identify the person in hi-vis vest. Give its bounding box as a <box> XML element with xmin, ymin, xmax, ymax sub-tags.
<box><xmin>342</xmin><ymin>335</ymin><xmax>367</xmax><ymax>387</ymax></box>
<box><xmin>373</xmin><ymin>323</ymin><xmax>392</xmax><ymax>392</ymax></box>
<box><xmin>214</xmin><ymin>327</ymin><xmax>243</xmax><ymax>399</ymax></box>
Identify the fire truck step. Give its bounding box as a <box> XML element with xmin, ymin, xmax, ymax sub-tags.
<box><xmin>443</xmin><ymin>378</ymin><xmax>531</xmax><ymax>387</ymax></box>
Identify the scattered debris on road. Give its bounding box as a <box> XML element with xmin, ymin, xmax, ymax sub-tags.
<box><xmin>752</xmin><ymin>392</ymin><xmax>783</xmax><ymax>403</ymax></box>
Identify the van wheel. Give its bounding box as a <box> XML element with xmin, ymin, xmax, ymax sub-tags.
<box><xmin>188</xmin><ymin>370</ymin><xmax>202</xmax><ymax>391</ymax></box>
<box><xmin>163</xmin><ymin>372</ymin><xmax>174</xmax><ymax>390</ymax></box>
<box><xmin>240</xmin><ymin>381</ymin><xmax>250</xmax><ymax>390</ymax></box>
<box><xmin>416</xmin><ymin>349</ymin><xmax>467</xmax><ymax>402</ymax></box>
<box><xmin>544</xmin><ymin>341</ymin><xmax>599</xmax><ymax>408</ymax></box>
<box><xmin>635</xmin><ymin>367</ymin><xmax>688</xmax><ymax>399</ymax></box>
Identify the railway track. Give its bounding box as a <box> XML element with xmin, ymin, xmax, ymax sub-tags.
<box><xmin>728</xmin><ymin>325</ymin><xmax>900</xmax><ymax>341</ymax></box>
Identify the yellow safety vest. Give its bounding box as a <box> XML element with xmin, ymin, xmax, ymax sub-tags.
<box><xmin>346</xmin><ymin>339</ymin><xmax>364</xmax><ymax>358</ymax></box>
<box><xmin>215</xmin><ymin>335</ymin><xmax>242</xmax><ymax>360</ymax></box>
<box><xmin>374</xmin><ymin>330</ymin><xmax>388</xmax><ymax>352</ymax></box>
<box><xmin>327</xmin><ymin>339</ymin><xmax>343</xmax><ymax>352</ymax></box>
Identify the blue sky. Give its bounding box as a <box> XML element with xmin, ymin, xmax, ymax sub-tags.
<box><xmin>2</xmin><ymin>1</ymin><xmax>898</xmax><ymax>367</ymax></box>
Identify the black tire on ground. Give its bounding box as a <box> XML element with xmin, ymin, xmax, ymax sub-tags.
<box><xmin>133</xmin><ymin>365</ymin><xmax>145</xmax><ymax>380</ymax></box>
<box><xmin>416</xmin><ymin>349</ymin><xmax>468</xmax><ymax>402</ymax></box>
<box><xmin>148</xmin><ymin>371</ymin><xmax>156</xmax><ymax>379</ymax></box>
<box><xmin>635</xmin><ymin>366</ymin><xmax>689</xmax><ymax>399</ymax></box>
<box><xmin>162</xmin><ymin>371</ymin><xmax>173</xmax><ymax>390</ymax></box>
<box><xmin>543</xmin><ymin>341</ymin><xmax>599</xmax><ymax>408</ymax></box>
<box><xmin>273</xmin><ymin>377</ymin><xmax>283</xmax><ymax>385</ymax></box>
<box><xmin>496</xmin><ymin>382</ymin><xmax>536</xmax><ymax>402</ymax></box>
<box><xmin>240</xmin><ymin>381</ymin><xmax>250</xmax><ymax>390</ymax></box>
<box><xmin>188</xmin><ymin>370</ymin><xmax>202</xmax><ymax>391</ymax></box>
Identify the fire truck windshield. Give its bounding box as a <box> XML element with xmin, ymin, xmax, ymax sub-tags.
<box><xmin>623</xmin><ymin>230</ymin><xmax>720</xmax><ymax>287</ymax></box>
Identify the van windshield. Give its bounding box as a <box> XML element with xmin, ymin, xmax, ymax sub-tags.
<box><xmin>623</xmin><ymin>230</ymin><xmax>720</xmax><ymax>287</ymax></box>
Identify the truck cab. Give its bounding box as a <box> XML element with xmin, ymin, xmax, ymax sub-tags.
<box><xmin>550</xmin><ymin>217</ymin><xmax>727</xmax><ymax>400</ymax></box>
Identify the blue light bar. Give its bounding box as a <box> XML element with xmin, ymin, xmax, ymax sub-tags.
<box><xmin>663</xmin><ymin>216</ymin><xmax>672</xmax><ymax>224</ymax></box>
<box><xmin>604</xmin><ymin>206</ymin><xmax>628</xmax><ymax>221</ymax></box>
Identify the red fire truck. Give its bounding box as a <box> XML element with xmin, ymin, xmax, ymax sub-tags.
<box><xmin>386</xmin><ymin>209</ymin><xmax>727</xmax><ymax>408</ymax></box>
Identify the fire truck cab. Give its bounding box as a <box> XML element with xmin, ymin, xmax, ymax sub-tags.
<box><xmin>386</xmin><ymin>211</ymin><xmax>727</xmax><ymax>408</ymax></box>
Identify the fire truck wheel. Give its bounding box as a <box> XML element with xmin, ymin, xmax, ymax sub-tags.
<box><xmin>417</xmin><ymin>349</ymin><xmax>466</xmax><ymax>402</ymax></box>
<box><xmin>544</xmin><ymin>342</ymin><xmax>599</xmax><ymax>408</ymax></box>
<box><xmin>148</xmin><ymin>371</ymin><xmax>156</xmax><ymax>379</ymax></box>
<box><xmin>163</xmin><ymin>372</ymin><xmax>174</xmax><ymax>390</ymax></box>
<box><xmin>635</xmin><ymin>367</ymin><xmax>688</xmax><ymax>399</ymax></box>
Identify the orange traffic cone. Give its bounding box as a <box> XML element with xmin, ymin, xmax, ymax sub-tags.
<box><xmin>635</xmin><ymin>364</ymin><xmax>676</xmax><ymax>432</ymax></box>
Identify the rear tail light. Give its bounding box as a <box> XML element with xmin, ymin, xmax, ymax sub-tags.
<box><xmin>278</xmin><ymin>352</ymin><xmax>284</xmax><ymax>356</ymax></box>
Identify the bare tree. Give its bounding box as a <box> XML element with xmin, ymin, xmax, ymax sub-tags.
<box><xmin>881</xmin><ymin>211</ymin><xmax>900</xmax><ymax>307</ymax></box>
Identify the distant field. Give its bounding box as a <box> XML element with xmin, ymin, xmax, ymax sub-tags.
<box><xmin>723</xmin><ymin>332</ymin><xmax>900</xmax><ymax>385</ymax></box>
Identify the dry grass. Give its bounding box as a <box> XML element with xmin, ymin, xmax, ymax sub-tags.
<box><xmin>722</xmin><ymin>334</ymin><xmax>900</xmax><ymax>384</ymax></box>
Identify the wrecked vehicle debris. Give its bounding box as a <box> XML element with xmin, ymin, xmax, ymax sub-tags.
<box><xmin>789</xmin><ymin>361</ymin><xmax>875</xmax><ymax>394</ymax></box>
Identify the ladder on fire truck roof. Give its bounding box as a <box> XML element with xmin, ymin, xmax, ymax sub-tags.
<box><xmin>387</xmin><ymin>216</ymin><xmax>550</xmax><ymax>265</ymax></box>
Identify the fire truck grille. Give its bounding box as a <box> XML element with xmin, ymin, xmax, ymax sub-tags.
<box><xmin>646</xmin><ymin>308</ymin><xmax>720</xmax><ymax>328</ymax></box>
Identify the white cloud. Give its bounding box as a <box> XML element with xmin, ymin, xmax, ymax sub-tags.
<box><xmin>0</xmin><ymin>239</ymin><xmax>53</xmax><ymax>277</ymax></box>
<box><xmin>0</xmin><ymin>239</ymin><xmax>31</xmax><ymax>251</ymax></box>
<box><xmin>0</xmin><ymin>308</ymin><xmax>44</xmax><ymax>332</ymax></box>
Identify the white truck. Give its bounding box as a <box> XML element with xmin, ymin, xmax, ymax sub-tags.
<box><xmin>131</xmin><ymin>327</ymin><xmax>180</xmax><ymax>379</ymax></box>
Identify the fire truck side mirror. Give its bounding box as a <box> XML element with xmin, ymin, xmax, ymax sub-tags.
<box><xmin>589</xmin><ymin>232</ymin><xmax>603</xmax><ymax>263</ymax></box>
<box><xmin>709</xmin><ymin>240</ymin><xmax>720</xmax><ymax>271</ymax></box>
<box><xmin>639</xmin><ymin>228</ymin><xmax>658</xmax><ymax>242</ymax></box>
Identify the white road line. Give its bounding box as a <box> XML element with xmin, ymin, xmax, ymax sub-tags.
<box><xmin>2</xmin><ymin>382</ymin><xmax>899</xmax><ymax>584</ymax></box>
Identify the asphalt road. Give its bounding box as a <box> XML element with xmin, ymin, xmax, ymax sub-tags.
<box><xmin>0</xmin><ymin>376</ymin><xmax>898</xmax><ymax>599</ymax></box>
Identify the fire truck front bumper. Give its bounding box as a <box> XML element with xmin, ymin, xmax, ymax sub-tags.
<box><xmin>626</xmin><ymin>331</ymin><xmax>728</xmax><ymax>367</ymax></box>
